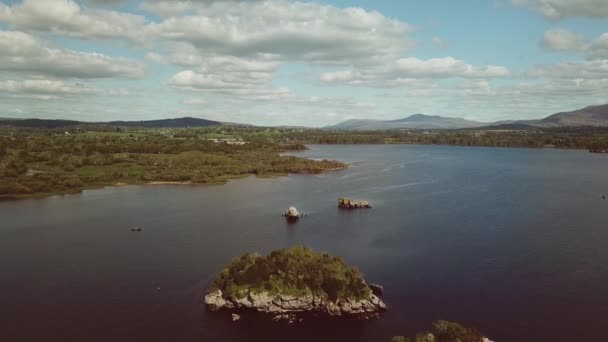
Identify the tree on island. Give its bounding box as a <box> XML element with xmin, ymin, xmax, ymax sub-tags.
<box><xmin>211</xmin><ymin>245</ymin><xmax>371</xmax><ymax>301</ymax></box>
<box><xmin>392</xmin><ymin>320</ymin><xmax>488</xmax><ymax>342</ymax></box>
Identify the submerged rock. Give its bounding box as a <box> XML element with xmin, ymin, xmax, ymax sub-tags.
<box><xmin>338</xmin><ymin>197</ymin><xmax>371</xmax><ymax>209</ymax></box>
<box><xmin>231</xmin><ymin>313</ymin><xmax>241</xmax><ymax>322</ymax></box>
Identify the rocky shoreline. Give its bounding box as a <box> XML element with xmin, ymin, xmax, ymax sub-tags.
<box><xmin>205</xmin><ymin>289</ymin><xmax>387</xmax><ymax>322</ymax></box>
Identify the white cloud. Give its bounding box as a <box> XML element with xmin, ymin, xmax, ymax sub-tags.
<box><xmin>393</xmin><ymin>57</ymin><xmax>509</xmax><ymax>78</ymax></box>
<box><xmin>0</xmin><ymin>79</ymin><xmax>98</xmax><ymax>96</ymax></box>
<box><xmin>145</xmin><ymin>52</ymin><xmax>166</xmax><ymax>64</ymax></box>
<box><xmin>538</xmin><ymin>29</ymin><xmax>608</xmax><ymax>59</ymax></box>
<box><xmin>0</xmin><ymin>30</ymin><xmax>144</xmax><ymax>78</ymax></box>
<box><xmin>167</xmin><ymin>55</ymin><xmax>290</xmax><ymax>101</ymax></box>
<box><xmin>525</xmin><ymin>59</ymin><xmax>608</xmax><ymax>79</ymax></box>
<box><xmin>540</xmin><ymin>28</ymin><xmax>585</xmax><ymax>51</ymax></box>
<box><xmin>513</xmin><ymin>0</ymin><xmax>608</xmax><ymax>20</ymax></box>
<box><xmin>432</xmin><ymin>37</ymin><xmax>447</xmax><ymax>49</ymax></box>
<box><xmin>320</xmin><ymin>57</ymin><xmax>510</xmax><ymax>87</ymax></box>
<box><xmin>588</xmin><ymin>33</ymin><xmax>608</xmax><ymax>59</ymax></box>
<box><xmin>145</xmin><ymin>0</ymin><xmax>412</xmax><ymax>66</ymax></box>
<box><xmin>170</xmin><ymin>69</ymin><xmax>293</xmax><ymax>100</ymax></box>
<box><xmin>0</xmin><ymin>0</ymin><xmax>146</xmax><ymax>42</ymax></box>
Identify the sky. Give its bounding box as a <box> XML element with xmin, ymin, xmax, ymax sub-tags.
<box><xmin>0</xmin><ymin>0</ymin><xmax>607</xmax><ymax>126</ymax></box>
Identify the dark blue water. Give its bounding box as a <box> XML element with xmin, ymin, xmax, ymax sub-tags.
<box><xmin>1</xmin><ymin>145</ymin><xmax>607</xmax><ymax>342</ymax></box>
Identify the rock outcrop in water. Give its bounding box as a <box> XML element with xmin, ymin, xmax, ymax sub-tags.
<box><xmin>284</xmin><ymin>206</ymin><xmax>301</xmax><ymax>219</ymax></box>
<box><xmin>338</xmin><ymin>197</ymin><xmax>371</xmax><ymax>209</ymax></box>
<box><xmin>205</xmin><ymin>288</ymin><xmax>386</xmax><ymax>321</ymax></box>
<box><xmin>369</xmin><ymin>283</ymin><xmax>384</xmax><ymax>297</ymax></box>
<box><xmin>204</xmin><ymin>246</ymin><xmax>386</xmax><ymax>322</ymax></box>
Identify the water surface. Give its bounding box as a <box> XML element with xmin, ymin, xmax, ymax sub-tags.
<box><xmin>2</xmin><ymin>145</ymin><xmax>608</xmax><ymax>341</ymax></box>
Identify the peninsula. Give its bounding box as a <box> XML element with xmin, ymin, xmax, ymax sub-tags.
<box><xmin>0</xmin><ymin>129</ymin><xmax>345</xmax><ymax>199</ymax></box>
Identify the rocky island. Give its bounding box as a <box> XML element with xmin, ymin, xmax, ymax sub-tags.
<box><xmin>283</xmin><ymin>206</ymin><xmax>301</xmax><ymax>220</ymax></box>
<box><xmin>204</xmin><ymin>246</ymin><xmax>386</xmax><ymax>322</ymax></box>
<box><xmin>338</xmin><ymin>197</ymin><xmax>372</xmax><ymax>209</ymax></box>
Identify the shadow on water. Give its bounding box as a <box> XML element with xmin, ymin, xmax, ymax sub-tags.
<box><xmin>204</xmin><ymin>310</ymin><xmax>380</xmax><ymax>342</ymax></box>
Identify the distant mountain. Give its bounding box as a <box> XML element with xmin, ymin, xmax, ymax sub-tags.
<box><xmin>107</xmin><ymin>117</ymin><xmax>221</xmax><ymax>128</ymax></box>
<box><xmin>532</xmin><ymin>104</ymin><xmax>608</xmax><ymax>127</ymax></box>
<box><xmin>328</xmin><ymin>104</ymin><xmax>608</xmax><ymax>131</ymax></box>
<box><xmin>0</xmin><ymin>118</ymin><xmax>83</xmax><ymax>129</ymax></box>
<box><xmin>478</xmin><ymin>104</ymin><xmax>608</xmax><ymax>129</ymax></box>
<box><xmin>0</xmin><ymin>117</ymin><xmax>223</xmax><ymax>129</ymax></box>
<box><xmin>2</xmin><ymin>104</ymin><xmax>607</xmax><ymax>130</ymax></box>
<box><xmin>327</xmin><ymin>114</ymin><xmax>487</xmax><ymax>130</ymax></box>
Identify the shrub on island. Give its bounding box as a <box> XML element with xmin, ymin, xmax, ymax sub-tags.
<box><xmin>391</xmin><ymin>320</ymin><xmax>491</xmax><ymax>342</ymax></box>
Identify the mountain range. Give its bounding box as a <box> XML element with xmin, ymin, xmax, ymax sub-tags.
<box><xmin>326</xmin><ymin>104</ymin><xmax>608</xmax><ymax>130</ymax></box>
<box><xmin>523</xmin><ymin>104</ymin><xmax>608</xmax><ymax>128</ymax></box>
<box><xmin>0</xmin><ymin>117</ymin><xmax>222</xmax><ymax>129</ymax></box>
<box><xmin>326</xmin><ymin>114</ymin><xmax>486</xmax><ymax>130</ymax></box>
<box><xmin>1</xmin><ymin>104</ymin><xmax>607</xmax><ymax>130</ymax></box>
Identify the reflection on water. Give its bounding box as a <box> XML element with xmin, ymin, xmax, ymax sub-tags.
<box><xmin>1</xmin><ymin>144</ymin><xmax>608</xmax><ymax>342</ymax></box>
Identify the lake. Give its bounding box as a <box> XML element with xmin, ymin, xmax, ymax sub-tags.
<box><xmin>2</xmin><ymin>144</ymin><xmax>608</xmax><ymax>341</ymax></box>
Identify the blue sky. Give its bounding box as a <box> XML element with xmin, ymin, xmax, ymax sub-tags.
<box><xmin>0</xmin><ymin>0</ymin><xmax>607</xmax><ymax>126</ymax></box>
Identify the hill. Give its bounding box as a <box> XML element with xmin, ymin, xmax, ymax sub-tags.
<box><xmin>0</xmin><ymin>118</ymin><xmax>82</xmax><ymax>129</ymax></box>
<box><xmin>533</xmin><ymin>104</ymin><xmax>608</xmax><ymax>127</ymax></box>
<box><xmin>106</xmin><ymin>117</ymin><xmax>221</xmax><ymax>128</ymax></box>
<box><xmin>326</xmin><ymin>114</ymin><xmax>486</xmax><ymax>130</ymax></box>
<box><xmin>328</xmin><ymin>104</ymin><xmax>608</xmax><ymax>131</ymax></box>
<box><xmin>0</xmin><ymin>117</ymin><xmax>222</xmax><ymax>129</ymax></box>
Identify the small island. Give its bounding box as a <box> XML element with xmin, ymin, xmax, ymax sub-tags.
<box><xmin>283</xmin><ymin>206</ymin><xmax>301</xmax><ymax>220</ymax></box>
<box><xmin>338</xmin><ymin>197</ymin><xmax>372</xmax><ymax>209</ymax></box>
<box><xmin>204</xmin><ymin>246</ymin><xmax>386</xmax><ymax>322</ymax></box>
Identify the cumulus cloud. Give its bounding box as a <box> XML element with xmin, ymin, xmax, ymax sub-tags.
<box><xmin>145</xmin><ymin>0</ymin><xmax>412</xmax><ymax>66</ymax></box>
<box><xmin>320</xmin><ymin>57</ymin><xmax>510</xmax><ymax>87</ymax></box>
<box><xmin>540</xmin><ymin>28</ymin><xmax>585</xmax><ymax>51</ymax></box>
<box><xmin>538</xmin><ymin>29</ymin><xmax>608</xmax><ymax>59</ymax></box>
<box><xmin>0</xmin><ymin>0</ymin><xmax>146</xmax><ymax>42</ymax></box>
<box><xmin>525</xmin><ymin>59</ymin><xmax>608</xmax><ymax>79</ymax></box>
<box><xmin>513</xmin><ymin>0</ymin><xmax>608</xmax><ymax>20</ymax></box>
<box><xmin>0</xmin><ymin>79</ymin><xmax>98</xmax><ymax>96</ymax></box>
<box><xmin>588</xmin><ymin>33</ymin><xmax>608</xmax><ymax>59</ymax></box>
<box><xmin>169</xmin><ymin>69</ymin><xmax>292</xmax><ymax>100</ymax></box>
<box><xmin>167</xmin><ymin>54</ymin><xmax>290</xmax><ymax>100</ymax></box>
<box><xmin>0</xmin><ymin>30</ymin><xmax>144</xmax><ymax>78</ymax></box>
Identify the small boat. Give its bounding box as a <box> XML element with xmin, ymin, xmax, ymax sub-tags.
<box><xmin>131</xmin><ymin>227</ymin><xmax>142</xmax><ymax>232</ymax></box>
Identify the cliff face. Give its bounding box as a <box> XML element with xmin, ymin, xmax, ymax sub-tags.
<box><xmin>205</xmin><ymin>289</ymin><xmax>386</xmax><ymax>321</ymax></box>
